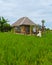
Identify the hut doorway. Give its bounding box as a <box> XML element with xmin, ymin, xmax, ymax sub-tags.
<box><xmin>25</xmin><ymin>25</ymin><xmax>30</xmax><ymax>34</ymax></box>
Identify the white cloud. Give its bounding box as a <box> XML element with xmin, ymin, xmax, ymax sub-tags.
<box><xmin>0</xmin><ymin>0</ymin><xmax>52</xmax><ymax>29</ymax></box>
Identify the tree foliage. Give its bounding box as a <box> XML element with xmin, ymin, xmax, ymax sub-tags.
<box><xmin>41</xmin><ymin>20</ymin><xmax>45</xmax><ymax>32</ymax></box>
<box><xmin>0</xmin><ymin>17</ymin><xmax>12</xmax><ymax>32</ymax></box>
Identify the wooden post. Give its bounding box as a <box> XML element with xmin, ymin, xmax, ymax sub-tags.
<box><xmin>36</xmin><ymin>25</ymin><xmax>38</xmax><ymax>34</ymax></box>
<box><xmin>14</xmin><ymin>27</ymin><xmax>15</xmax><ymax>33</ymax></box>
<box><xmin>30</xmin><ymin>25</ymin><xmax>32</xmax><ymax>35</ymax></box>
<box><xmin>21</xmin><ymin>26</ymin><xmax>25</xmax><ymax>34</ymax></box>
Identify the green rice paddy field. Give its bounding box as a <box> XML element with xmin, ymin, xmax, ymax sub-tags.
<box><xmin>0</xmin><ymin>31</ymin><xmax>52</xmax><ymax>65</ymax></box>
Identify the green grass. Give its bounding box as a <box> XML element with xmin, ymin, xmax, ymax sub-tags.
<box><xmin>0</xmin><ymin>31</ymin><xmax>52</xmax><ymax>65</ymax></box>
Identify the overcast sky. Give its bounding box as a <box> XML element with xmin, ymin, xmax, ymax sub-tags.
<box><xmin>0</xmin><ymin>0</ymin><xmax>52</xmax><ymax>29</ymax></box>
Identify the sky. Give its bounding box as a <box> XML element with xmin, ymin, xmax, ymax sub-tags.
<box><xmin>0</xmin><ymin>0</ymin><xmax>52</xmax><ymax>29</ymax></box>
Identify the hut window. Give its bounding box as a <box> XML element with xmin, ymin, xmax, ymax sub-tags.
<box><xmin>15</xmin><ymin>26</ymin><xmax>21</xmax><ymax>32</ymax></box>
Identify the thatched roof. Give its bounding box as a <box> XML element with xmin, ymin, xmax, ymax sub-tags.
<box><xmin>12</xmin><ymin>17</ymin><xmax>36</xmax><ymax>26</ymax></box>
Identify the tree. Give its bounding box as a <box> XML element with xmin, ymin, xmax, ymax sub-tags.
<box><xmin>41</xmin><ymin>20</ymin><xmax>45</xmax><ymax>32</ymax></box>
<box><xmin>3</xmin><ymin>23</ymin><xmax>12</xmax><ymax>32</ymax></box>
<box><xmin>0</xmin><ymin>17</ymin><xmax>8</xmax><ymax>32</ymax></box>
<box><xmin>0</xmin><ymin>17</ymin><xmax>11</xmax><ymax>32</ymax></box>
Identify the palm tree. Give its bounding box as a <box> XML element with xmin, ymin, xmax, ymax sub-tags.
<box><xmin>41</xmin><ymin>20</ymin><xmax>45</xmax><ymax>32</ymax></box>
<box><xmin>0</xmin><ymin>17</ymin><xmax>8</xmax><ymax>32</ymax></box>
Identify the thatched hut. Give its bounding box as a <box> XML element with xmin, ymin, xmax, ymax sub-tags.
<box><xmin>12</xmin><ymin>17</ymin><xmax>36</xmax><ymax>34</ymax></box>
